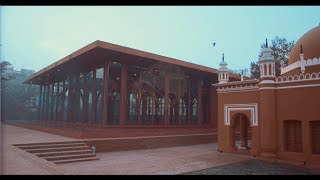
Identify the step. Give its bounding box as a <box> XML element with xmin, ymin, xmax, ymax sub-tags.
<box><xmin>34</xmin><ymin>149</ymin><xmax>93</xmax><ymax>157</ymax></box>
<box><xmin>52</xmin><ymin>157</ymin><xmax>99</xmax><ymax>164</ymax></box>
<box><xmin>26</xmin><ymin>146</ymin><xmax>91</xmax><ymax>153</ymax></box>
<box><xmin>14</xmin><ymin>141</ymin><xmax>84</xmax><ymax>146</ymax></box>
<box><xmin>44</xmin><ymin>153</ymin><xmax>96</xmax><ymax>161</ymax></box>
<box><xmin>16</xmin><ymin>143</ymin><xmax>87</xmax><ymax>149</ymax></box>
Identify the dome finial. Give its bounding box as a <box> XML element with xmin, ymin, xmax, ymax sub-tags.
<box><xmin>300</xmin><ymin>44</ymin><xmax>303</xmax><ymax>54</ymax></box>
<box><xmin>222</xmin><ymin>53</ymin><xmax>224</xmax><ymax>62</ymax></box>
<box><xmin>266</xmin><ymin>38</ymin><xmax>268</xmax><ymax>48</ymax></box>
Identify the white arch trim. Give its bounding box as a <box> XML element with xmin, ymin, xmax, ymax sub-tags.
<box><xmin>224</xmin><ymin>103</ymin><xmax>258</xmax><ymax>126</ymax></box>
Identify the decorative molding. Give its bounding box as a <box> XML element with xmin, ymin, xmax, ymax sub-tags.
<box><xmin>224</xmin><ymin>103</ymin><xmax>258</xmax><ymax>127</ymax></box>
<box><xmin>281</xmin><ymin>57</ymin><xmax>320</xmax><ymax>75</ymax></box>
<box><xmin>276</xmin><ymin>72</ymin><xmax>320</xmax><ymax>83</ymax></box>
<box><xmin>213</xmin><ymin>79</ymin><xmax>259</xmax><ymax>87</ymax></box>
<box><xmin>214</xmin><ymin>80</ymin><xmax>259</xmax><ymax>92</ymax></box>
<box><xmin>217</xmin><ymin>89</ymin><xmax>259</xmax><ymax>94</ymax></box>
<box><xmin>259</xmin><ymin>83</ymin><xmax>320</xmax><ymax>90</ymax></box>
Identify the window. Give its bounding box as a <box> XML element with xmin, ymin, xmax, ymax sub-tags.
<box><xmin>284</xmin><ymin>120</ymin><xmax>303</xmax><ymax>152</ymax></box>
<box><xmin>311</xmin><ymin>121</ymin><xmax>320</xmax><ymax>154</ymax></box>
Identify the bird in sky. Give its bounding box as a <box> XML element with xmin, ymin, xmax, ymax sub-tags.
<box><xmin>213</xmin><ymin>42</ymin><xmax>216</xmax><ymax>46</ymax></box>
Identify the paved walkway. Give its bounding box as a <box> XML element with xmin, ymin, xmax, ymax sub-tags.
<box><xmin>1</xmin><ymin>124</ymin><xmax>76</xmax><ymax>175</ymax></box>
<box><xmin>1</xmin><ymin>124</ymin><xmax>251</xmax><ymax>175</ymax></box>
<box><xmin>61</xmin><ymin>144</ymin><xmax>251</xmax><ymax>175</ymax></box>
<box><xmin>183</xmin><ymin>159</ymin><xmax>320</xmax><ymax>175</ymax></box>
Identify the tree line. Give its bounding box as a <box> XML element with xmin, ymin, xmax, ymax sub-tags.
<box><xmin>230</xmin><ymin>37</ymin><xmax>295</xmax><ymax>78</ymax></box>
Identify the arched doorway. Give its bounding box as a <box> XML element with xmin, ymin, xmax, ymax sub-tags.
<box><xmin>230</xmin><ymin>113</ymin><xmax>252</xmax><ymax>153</ymax></box>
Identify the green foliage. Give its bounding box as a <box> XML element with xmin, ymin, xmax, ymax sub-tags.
<box><xmin>250</xmin><ymin>36</ymin><xmax>295</xmax><ymax>79</ymax></box>
<box><xmin>250</xmin><ymin>62</ymin><xmax>260</xmax><ymax>79</ymax></box>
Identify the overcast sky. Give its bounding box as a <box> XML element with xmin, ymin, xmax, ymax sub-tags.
<box><xmin>1</xmin><ymin>6</ymin><xmax>320</xmax><ymax>72</ymax></box>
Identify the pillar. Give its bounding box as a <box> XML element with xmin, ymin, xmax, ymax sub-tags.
<box><xmin>101</xmin><ymin>61</ymin><xmax>109</xmax><ymax>127</ymax></box>
<box><xmin>91</xmin><ymin>69</ymin><xmax>96</xmax><ymax>126</ymax></box>
<box><xmin>42</xmin><ymin>85</ymin><xmax>46</xmax><ymax>124</ymax></box>
<box><xmin>197</xmin><ymin>79</ymin><xmax>202</xmax><ymax>125</ymax></box>
<box><xmin>119</xmin><ymin>64</ymin><xmax>127</xmax><ymax>127</ymax></box>
<box><xmin>74</xmin><ymin>75</ymin><xmax>79</xmax><ymax>127</ymax></box>
<box><xmin>39</xmin><ymin>85</ymin><xmax>43</xmax><ymax>121</ymax></box>
<box><xmin>177</xmin><ymin>79</ymin><xmax>180</xmax><ymax>125</ymax></box>
<box><xmin>141</xmin><ymin>95</ymin><xmax>147</xmax><ymax>124</ymax></box>
<box><xmin>152</xmin><ymin>75</ymin><xmax>155</xmax><ymax>125</ymax></box>
<box><xmin>188</xmin><ymin>79</ymin><xmax>191</xmax><ymax>125</ymax></box>
<box><xmin>50</xmin><ymin>83</ymin><xmax>55</xmax><ymax>126</ymax></box>
<box><xmin>46</xmin><ymin>84</ymin><xmax>50</xmax><ymax>124</ymax></box>
<box><xmin>67</xmin><ymin>77</ymin><xmax>72</xmax><ymax>125</ymax></box>
<box><xmin>82</xmin><ymin>73</ymin><xmax>87</xmax><ymax>128</ymax></box>
<box><xmin>61</xmin><ymin>80</ymin><xmax>65</xmax><ymax>127</ymax></box>
<box><xmin>55</xmin><ymin>82</ymin><xmax>60</xmax><ymax>127</ymax></box>
<box><xmin>258</xmin><ymin>39</ymin><xmax>277</xmax><ymax>158</ymax></box>
<box><xmin>138</xmin><ymin>71</ymin><xmax>141</xmax><ymax>125</ymax></box>
<box><xmin>164</xmin><ymin>74</ymin><xmax>169</xmax><ymax>127</ymax></box>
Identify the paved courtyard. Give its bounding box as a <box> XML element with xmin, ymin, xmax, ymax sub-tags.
<box><xmin>61</xmin><ymin>144</ymin><xmax>250</xmax><ymax>175</ymax></box>
<box><xmin>183</xmin><ymin>159</ymin><xmax>320</xmax><ymax>175</ymax></box>
<box><xmin>1</xmin><ymin>124</ymin><xmax>251</xmax><ymax>175</ymax></box>
<box><xmin>1</xmin><ymin>124</ymin><xmax>318</xmax><ymax>175</ymax></box>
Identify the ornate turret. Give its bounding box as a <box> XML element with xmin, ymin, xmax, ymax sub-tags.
<box><xmin>218</xmin><ymin>53</ymin><xmax>229</xmax><ymax>84</ymax></box>
<box><xmin>259</xmin><ymin>39</ymin><xmax>276</xmax><ymax>83</ymax></box>
<box><xmin>300</xmin><ymin>44</ymin><xmax>305</xmax><ymax>73</ymax></box>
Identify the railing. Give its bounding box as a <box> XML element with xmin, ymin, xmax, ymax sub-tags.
<box><xmin>276</xmin><ymin>72</ymin><xmax>320</xmax><ymax>83</ymax></box>
<box><xmin>281</xmin><ymin>57</ymin><xmax>320</xmax><ymax>74</ymax></box>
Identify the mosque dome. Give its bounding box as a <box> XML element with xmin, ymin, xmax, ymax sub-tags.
<box><xmin>288</xmin><ymin>25</ymin><xmax>320</xmax><ymax>65</ymax></box>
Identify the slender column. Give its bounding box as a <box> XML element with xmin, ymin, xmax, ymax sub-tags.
<box><xmin>101</xmin><ymin>61</ymin><xmax>109</xmax><ymax>127</ymax></box>
<box><xmin>59</xmin><ymin>79</ymin><xmax>65</xmax><ymax>126</ymax></box>
<box><xmin>142</xmin><ymin>96</ymin><xmax>147</xmax><ymax>124</ymax></box>
<box><xmin>91</xmin><ymin>69</ymin><xmax>96</xmax><ymax>126</ymax></box>
<box><xmin>42</xmin><ymin>85</ymin><xmax>46</xmax><ymax>124</ymax></box>
<box><xmin>138</xmin><ymin>71</ymin><xmax>141</xmax><ymax>125</ymax></box>
<box><xmin>82</xmin><ymin>73</ymin><xmax>87</xmax><ymax>128</ymax></box>
<box><xmin>240</xmin><ymin>115</ymin><xmax>248</xmax><ymax>148</ymax></box>
<box><xmin>197</xmin><ymin>79</ymin><xmax>202</xmax><ymax>125</ymax></box>
<box><xmin>38</xmin><ymin>85</ymin><xmax>43</xmax><ymax>121</ymax></box>
<box><xmin>273</xmin><ymin>64</ymin><xmax>275</xmax><ymax>76</ymax></box>
<box><xmin>177</xmin><ymin>80</ymin><xmax>180</xmax><ymax>125</ymax></box>
<box><xmin>46</xmin><ymin>85</ymin><xmax>50</xmax><ymax>124</ymax></box>
<box><xmin>55</xmin><ymin>82</ymin><xmax>60</xmax><ymax>127</ymax></box>
<box><xmin>164</xmin><ymin>74</ymin><xmax>169</xmax><ymax>127</ymax></box>
<box><xmin>119</xmin><ymin>64</ymin><xmax>127</xmax><ymax>127</ymax></box>
<box><xmin>50</xmin><ymin>83</ymin><xmax>55</xmax><ymax>126</ymax></box>
<box><xmin>152</xmin><ymin>75</ymin><xmax>155</xmax><ymax>125</ymax></box>
<box><xmin>67</xmin><ymin>77</ymin><xmax>72</xmax><ymax>125</ymax></box>
<box><xmin>74</xmin><ymin>75</ymin><xmax>79</xmax><ymax>127</ymax></box>
<box><xmin>188</xmin><ymin>79</ymin><xmax>191</xmax><ymax>125</ymax></box>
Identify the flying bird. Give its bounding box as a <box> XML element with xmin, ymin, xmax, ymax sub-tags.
<box><xmin>213</xmin><ymin>42</ymin><xmax>216</xmax><ymax>46</ymax></box>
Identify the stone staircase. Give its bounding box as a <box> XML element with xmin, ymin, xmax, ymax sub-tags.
<box><xmin>14</xmin><ymin>141</ymin><xmax>99</xmax><ymax>164</ymax></box>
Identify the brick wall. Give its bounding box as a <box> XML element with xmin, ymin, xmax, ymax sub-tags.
<box><xmin>85</xmin><ymin>133</ymin><xmax>217</xmax><ymax>153</ymax></box>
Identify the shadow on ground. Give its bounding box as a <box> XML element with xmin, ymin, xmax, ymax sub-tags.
<box><xmin>182</xmin><ymin>159</ymin><xmax>320</xmax><ymax>175</ymax></box>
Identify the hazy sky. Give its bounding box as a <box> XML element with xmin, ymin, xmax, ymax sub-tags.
<box><xmin>1</xmin><ymin>6</ymin><xmax>320</xmax><ymax>72</ymax></box>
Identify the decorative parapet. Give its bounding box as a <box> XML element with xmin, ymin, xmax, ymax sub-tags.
<box><xmin>276</xmin><ymin>72</ymin><xmax>320</xmax><ymax>83</ymax></box>
<box><xmin>214</xmin><ymin>79</ymin><xmax>259</xmax><ymax>92</ymax></box>
<box><xmin>281</xmin><ymin>57</ymin><xmax>320</xmax><ymax>74</ymax></box>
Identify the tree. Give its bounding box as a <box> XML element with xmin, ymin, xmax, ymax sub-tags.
<box><xmin>250</xmin><ymin>37</ymin><xmax>295</xmax><ymax>79</ymax></box>
<box><xmin>1</xmin><ymin>61</ymin><xmax>39</xmax><ymax>121</ymax></box>
<box><xmin>250</xmin><ymin>61</ymin><xmax>260</xmax><ymax>79</ymax></box>
<box><xmin>1</xmin><ymin>61</ymin><xmax>15</xmax><ymax>88</ymax></box>
<box><xmin>230</xmin><ymin>68</ymin><xmax>250</xmax><ymax>77</ymax></box>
